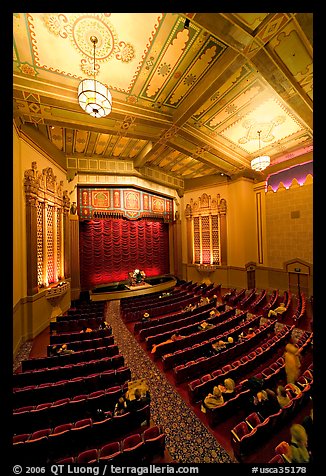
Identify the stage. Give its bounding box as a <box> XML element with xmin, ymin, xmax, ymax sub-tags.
<box><xmin>89</xmin><ymin>274</ymin><xmax>177</xmax><ymax>301</ymax></box>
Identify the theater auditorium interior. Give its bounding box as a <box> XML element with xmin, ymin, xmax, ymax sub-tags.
<box><xmin>11</xmin><ymin>12</ymin><xmax>315</xmax><ymax>467</ymax></box>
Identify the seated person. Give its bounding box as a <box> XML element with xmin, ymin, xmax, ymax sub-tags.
<box><xmin>201</xmin><ymin>386</ymin><xmax>224</xmax><ymax>412</ymax></box>
<box><xmin>49</xmin><ymin>345</ymin><xmax>59</xmax><ymax>357</ymax></box>
<box><xmin>198</xmin><ymin>320</ymin><xmax>214</xmax><ymax>331</ymax></box>
<box><xmin>142</xmin><ymin>312</ymin><xmax>150</xmax><ymax>322</ymax></box>
<box><xmin>184</xmin><ymin>303</ymin><xmax>194</xmax><ymax>312</ymax></box>
<box><xmin>218</xmin><ymin>378</ymin><xmax>236</xmax><ymax>400</ymax></box>
<box><xmin>276</xmin><ymin>385</ymin><xmax>291</xmax><ymax>408</ymax></box>
<box><xmin>114</xmin><ymin>396</ymin><xmax>128</xmax><ymax>416</ymax></box>
<box><xmin>80</xmin><ymin>325</ymin><xmax>92</xmax><ymax>333</ymax></box>
<box><xmin>57</xmin><ymin>343</ymin><xmax>74</xmax><ymax>355</ymax></box>
<box><xmin>125</xmin><ymin>388</ymin><xmax>151</xmax><ymax>412</ymax></box>
<box><xmin>253</xmin><ymin>388</ymin><xmax>279</xmax><ymax>419</ymax></box>
<box><xmin>268</xmin><ymin>302</ymin><xmax>286</xmax><ymax>318</ymax></box>
<box><xmin>211</xmin><ymin>339</ymin><xmax>227</xmax><ymax>353</ymax></box>
<box><xmin>151</xmin><ymin>332</ymin><xmax>183</xmax><ymax>354</ymax></box>
<box><xmin>99</xmin><ymin>320</ymin><xmax>110</xmax><ymax>330</ymax></box>
<box><xmin>285</xmin><ymin>382</ymin><xmax>302</xmax><ymax>398</ymax></box>
<box><xmin>239</xmin><ymin>328</ymin><xmax>255</xmax><ymax>341</ymax></box>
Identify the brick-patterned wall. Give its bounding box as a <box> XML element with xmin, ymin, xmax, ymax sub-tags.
<box><xmin>266</xmin><ymin>180</ymin><xmax>313</xmax><ymax>269</ymax></box>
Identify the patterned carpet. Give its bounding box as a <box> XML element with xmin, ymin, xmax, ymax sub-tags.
<box><xmin>106</xmin><ymin>300</ymin><xmax>235</xmax><ymax>464</ymax></box>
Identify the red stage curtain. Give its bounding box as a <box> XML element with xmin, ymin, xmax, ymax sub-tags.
<box><xmin>79</xmin><ymin>218</ymin><xmax>170</xmax><ymax>289</ymax></box>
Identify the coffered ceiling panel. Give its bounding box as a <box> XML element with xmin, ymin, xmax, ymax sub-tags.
<box><xmin>13</xmin><ymin>12</ymin><xmax>313</xmax><ymax>190</ymax></box>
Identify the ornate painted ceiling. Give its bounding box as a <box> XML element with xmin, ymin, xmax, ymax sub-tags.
<box><xmin>13</xmin><ymin>12</ymin><xmax>313</xmax><ymax>194</ymax></box>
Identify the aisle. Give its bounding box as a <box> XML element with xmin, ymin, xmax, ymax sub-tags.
<box><xmin>105</xmin><ymin>300</ymin><xmax>235</xmax><ymax>464</ymax></box>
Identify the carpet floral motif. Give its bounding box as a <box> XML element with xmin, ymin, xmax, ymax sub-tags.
<box><xmin>106</xmin><ymin>300</ymin><xmax>235</xmax><ymax>464</ymax></box>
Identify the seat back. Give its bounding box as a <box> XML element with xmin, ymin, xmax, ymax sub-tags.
<box><xmin>77</xmin><ymin>448</ymin><xmax>98</xmax><ymax>463</ymax></box>
<box><xmin>99</xmin><ymin>441</ymin><xmax>122</xmax><ymax>462</ymax></box>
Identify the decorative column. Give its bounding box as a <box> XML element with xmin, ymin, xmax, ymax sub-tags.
<box><xmin>185</xmin><ymin>204</ymin><xmax>193</xmax><ymax>264</ymax></box>
<box><xmin>172</xmin><ymin>209</ymin><xmax>182</xmax><ymax>278</ymax></box>
<box><xmin>218</xmin><ymin>199</ymin><xmax>227</xmax><ymax>266</ymax></box>
<box><xmin>24</xmin><ymin>162</ymin><xmax>40</xmax><ymax>296</ymax></box>
<box><xmin>70</xmin><ymin>212</ymin><xmax>80</xmax><ymax>301</ymax></box>
<box><xmin>63</xmin><ymin>191</ymin><xmax>71</xmax><ymax>279</ymax></box>
<box><xmin>25</xmin><ymin>195</ymin><xmax>39</xmax><ymax>295</ymax></box>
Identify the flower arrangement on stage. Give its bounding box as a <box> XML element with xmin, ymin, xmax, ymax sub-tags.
<box><xmin>129</xmin><ymin>269</ymin><xmax>146</xmax><ymax>285</ymax></box>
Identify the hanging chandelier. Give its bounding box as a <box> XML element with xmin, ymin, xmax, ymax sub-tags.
<box><xmin>250</xmin><ymin>130</ymin><xmax>270</xmax><ymax>172</ymax></box>
<box><xmin>78</xmin><ymin>36</ymin><xmax>112</xmax><ymax>118</ymax></box>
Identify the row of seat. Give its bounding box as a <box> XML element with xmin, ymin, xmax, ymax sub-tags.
<box><xmin>145</xmin><ymin>306</ymin><xmax>238</xmax><ymax>352</ymax></box>
<box><xmin>139</xmin><ymin>305</ymin><xmax>217</xmax><ymax>342</ymax></box>
<box><xmin>49</xmin><ymin>326</ymin><xmax>112</xmax><ymax>345</ymax></box>
<box><xmin>196</xmin><ymin>328</ymin><xmax>312</xmax><ymax>417</ymax></box>
<box><xmin>248</xmin><ymin>289</ymin><xmax>267</xmax><ymax>313</ymax></box>
<box><xmin>172</xmin><ymin>318</ymin><xmax>276</xmax><ymax>384</ymax></box>
<box><xmin>13</xmin><ymin>381</ymin><xmax>133</xmax><ymax>434</ymax></box>
<box><xmin>58</xmin><ymin>424</ymin><xmax>165</xmax><ymax>464</ymax></box>
<box><xmin>56</xmin><ymin>311</ymin><xmax>102</xmax><ymax>322</ymax></box>
<box><xmin>67</xmin><ymin>301</ymin><xmax>106</xmax><ymax>314</ymax></box>
<box><xmin>13</xmin><ymin>365</ymin><xmax>132</xmax><ymax>409</ymax></box>
<box><xmin>121</xmin><ymin>289</ymin><xmax>191</xmax><ymax>315</ymax></box>
<box><xmin>13</xmin><ymin>354</ymin><xmax>125</xmax><ymax>388</ymax></box>
<box><xmin>292</xmin><ymin>291</ymin><xmax>307</xmax><ymax>322</ymax></box>
<box><xmin>261</xmin><ymin>289</ymin><xmax>279</xmax><ymax>317</ymax></box>
<box><xmin>124</xmin><ymin>294</ymin><xmax>201</xmax><ymax>322</ymax></box>
<box><xmin>162</xmin><ymin>311</ymin><xmax>260</xmax><ymax>371</ymax></box>
<box><xmin>21</xmin><ymin>343</ymin><xmax>119</xmax><ymax>372</ymax></box>
<box><xmin>134</xmin><ymin>299</ymin><xmax>222</xmax><ymax>334</ymax></box>
<box><xmin>13</xmin><ymin>404</ymin><xmax>151</xmax><ymax>464</ymax></box>
<box><xmin>187</xmin><ymin>327</ymin><xmax>292</xmax><ymax>404</ymax></box>
<box><xmin>155</xmin><ymin>307</ymin><xmax>247</xmax><ymax>360</ymax></box>
<box><xmin>238</xmin><ymin>288</ymin><xmax>257</xmax><ymax>310</ymax></box>
<box><xmin>46</xmin><ymin>334</ymin><xmax>114</xmax><ymax>356</ymax></box>
<box><xmin>50</xmin><ymin>316</ymin><xmax>106</xmax><ymax>334</ymax></box>
<box><xmin>230</xmin><ymin>379</ymin><xmax>313</xmax><ymax>461</ymax></box>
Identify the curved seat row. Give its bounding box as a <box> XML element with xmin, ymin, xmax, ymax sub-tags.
<box><xmin>21</xmin><ymin>343</ymin><xmax>119</xmax><ymax>372</ymax></box>
<box><xmin>13</xmin><ymin>365</ymin><xmax>131</xmax><ymax>409</ymax></box>
<box><xmin>134</xmin><ymin>300</ymin><xmax>222</xmax><ymax>334</ymax></box>
<box><xmin>13</xmin><ymin>353</ymin><xmax>125</xmax><ymax>388</ymax></box>
<box><xmin>238</xmin><ymin>288</ymin><xmax>257</xmax><ymax>310</ymax></box>
<box><xmin>230</xmin><ymin>380</ymin><xmax>313</xmax><ymax>461</ymax></box>
<box><xmin>187</xmin><ymin>325</ymin><xmax>294</xmax><ymax>403</ymax></box>
<box><xmin>122</xmin><ymin>289</ymin><xmax>191</xmax><ymax>315</ymax></box>
<box><xmin>49</xmin><ymin>326</ymin><xmax>111</xmax><ymax>345</ymax></box>
<box><xmin>124</xmin><ymin>294</ymin><xmax>201</xmax><ymax>322</ymax></box>
<box><xmin>145</xmin><ymin>306</ymin><xmax>238</xmax><ymax>352</ymax></box>
<box><xmin>161</xmin><ymin>311</ymin><xmax>258</xmax><ymax>371</ymax></box>
<box><xmin>172</xmin><ymin>318</ymin><xmax>275</xmax><ymax>384</ymax></box>
<box><xmin>13</xmin><ymin>378</ymin><xmax>133</xmax><ymax>434</ymax></box>
<box><xmin>58</xmin><ymin>423</ymin><xmax>165</xmax><ymax>464</ymax></box>
<box><xmin>150</xmin><ymin>308</ymin><xmax>248</xmax><ymax>359</ymax></box>
<box><xmin>47</xmin><ymin>334</ymin><xmax>114</xmax><ymax>356</ymax></box>
<box><xmin>50</xmin><ymin>316</ymin><xmax>105</xmax><ymax>334</ymax></box>
<box><xmin>13</xmin><ymin>403</ymin><xmax>151</xmax><ymax>464</ymax></box>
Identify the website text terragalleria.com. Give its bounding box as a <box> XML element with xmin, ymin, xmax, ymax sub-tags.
<box><xmin>49</xmin><ymin>465</ymin><xmax>199</xmax><ymax>475</ymax></box>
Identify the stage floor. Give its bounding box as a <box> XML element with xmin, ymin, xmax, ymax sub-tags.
<box><xmin>89</xmin><ymin>275</ymin><xmax>177</xmax><ymax>301</ymax></box>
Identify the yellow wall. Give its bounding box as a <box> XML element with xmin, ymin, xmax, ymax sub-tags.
<box><xmin>266</xmin><ymin>178</ymin><xmax>313</xmax><ymax>268</ymax></box>
<box><xmin>180</xmin><ymin>176</ymin><xmax>313</xmax><ymax>294</ymax></box>
<box><xmin>227</xmin><ymin>178</ymin><xmax>256</xmax><ymax>267</ymax></box>
<box><xmin>13</xmin><ymin>125</ymin><xmax>70</xmax><ymax>355</ymax></box>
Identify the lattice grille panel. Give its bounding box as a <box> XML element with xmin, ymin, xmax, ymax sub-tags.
<box><xmin>37</xmin><ymin>202</ymin><xmax>43</xmax><ymax>286</ymax></box>
<box><xmin>201</xmin><ymin>216</ymin><xmax>210</xmax><ymax>264</ymax></box>
<box><xmin>56</xmin><ymin>211</ymin><xmax>61</xmax><ymax>278</ymax></box>
<box><xmin>193</xmin><ymin>216</ymin><xmax>200</xmax><ymax>263</ymax></box>
<box><xmin>47</xmin><ymin>205</ymin><xmax>54</xmax><ymax>283</ymax></box>
<box><xmin>211</xmin><ymin>215</ymin><xmax>220</xmax><ymax>265</ymax></box>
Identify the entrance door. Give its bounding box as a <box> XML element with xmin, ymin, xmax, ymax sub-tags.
<box><xmin>289</xmin><ymin>272</ymin><xmax>309</xmax><ymax>296</ymax></box>
<box><xmin>247</xmin><ymin>269</ymin><xmax>255</xmax><ymax>290</ymax></box>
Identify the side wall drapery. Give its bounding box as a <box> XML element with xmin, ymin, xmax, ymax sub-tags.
<box><xmin>79</xmin><ymin>218</ymin><xmax>170</xmax><ymax>289</ymax></box>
